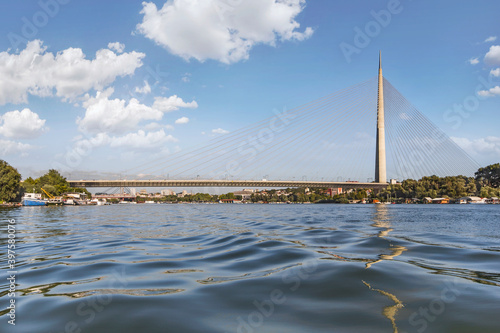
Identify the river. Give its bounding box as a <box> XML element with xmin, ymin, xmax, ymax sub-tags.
<box><xmin>1</xmin><ymin>204</ymin><xmax>499</xmax><ymax>332</ymax></box>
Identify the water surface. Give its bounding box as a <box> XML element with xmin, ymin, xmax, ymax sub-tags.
<box><xmin>1</xmin><ymin>204</ymin><xmax>500</xmax><ymax>332</ymax></box>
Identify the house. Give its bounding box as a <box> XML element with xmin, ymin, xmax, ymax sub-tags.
<box><xmin>177</xmin><ymin>190</ymin><xmax>189</xmax><ymax>198</ymax></box>
<box><xmin>326</xmin><ymin>188</ymin><xmax>343</xmax><ymax>197</ymax></box>
<box><xmin>65</xmin><ymin>192</ymin><xmax>87</xmax><ymax>200</ymax></box>
<box><xmin>432</xmin><ymin>198</ymin><xmax>449</xmax><ymax>204</ymax></box>
<box><xmin>486</xmin><ymin>197</ymin><xmax>499</xmax><ymax>204</ymax></box>
<box><xmin>459</xmin><ymin>196</ymin><xmax>485</xmax><ymax>204</ymax></box>
<box><xmin>220</xmin><ymin>199</ymin><xmax>242</xmax><ymax>204</ymax></box>
<box><xmin>161</xmin><ymin>189</ymin><xmax>175</xmax><ymax>196</ymax></box>
<box><xmin>231</xmin><ymin>190</ymin><xmax>254</xmax><ymax>201</ymax></box>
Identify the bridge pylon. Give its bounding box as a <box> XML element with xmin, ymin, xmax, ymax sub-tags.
<box><xmin>375</xmin><ymin>51</ymin><xmax>387</xmax><ymax>184</ymax></box>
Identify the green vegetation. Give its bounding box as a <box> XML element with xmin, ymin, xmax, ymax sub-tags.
<box><xmin>146</xmin><ymin>193</ymin><xmax>220</xmax><ymax>203</ymax></box>
<box><xmin>475</xmin><ymin>163</ymin><xmax>500</xmax><ymax>188</ymax></box>
<box><xmin>373</xmin><ymin>168</ymin><xmax>500</xmax><ymax>202</ymax></box>
<box><xmin>249</xmin><ymin>188</ymin><xmax>333</xmax><ymax>203</ymax></box>
<box><xmin>21</xmin><ymin>169</ymin><xmax>91</xmax><ymax>198</ymax></box>
<box><xmin>2</xmin><ymin>161</ymin><xmax>499</xmax><ymax>204</ymax></box>
<box><xmin>0</xmin><ymin>160</ymin><xmax>22</xmax><ymax>203</ymax></box>
<box><xmin>376</xmin><ymin>175</ymin><xmax>478</xmax><ymax>201</ymax></box>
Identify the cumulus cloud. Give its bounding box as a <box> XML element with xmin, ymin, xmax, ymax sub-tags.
<box><xmin>452</xmin><ymin>136</ymin><xmax>500</xmax><ymax>158</ymax></box>
<box><xmin>490</xmin><ymin>68</ymin><xmax>500</xmax><ymax>77</ymax></box>
<box><xmin>144</xmin><ymin>122</ymin><xmax>165</xmax><ymax>131</ymax></box>
<box><xmin>0</xmin><ymin>40</ymin><xmax>145</xmax><ymax>105</ymax></box>
<box><xmin>74</xmin><ymin>129</ymin><xmax>178</xmax><ymax>151</ymax></box>
<box><xmin>477</xmin><ymin>86</ymin><xmax>500</xmax><ymax>97</ymax></box>
<box><xmin>212</xmin><ymin>128</ymin><xmax>229</xmax><ymax>134</ymax></box>
<box><xmin>78</xmin><ymin>88</ymin><xmax>162</xmax><ymax>134</ymax></box>
<box><xmin>0</xmin><ymin>108</ymin><xmax>47</xmax><ymax>139</ymax></box>
<box><xmin>152</xmin><ymin>95</ymin><xmax>198</xmax><ymax>112</ymax></box>
<box><xmin>468</xmin><ymin>57</ymin><xmax>479</xmax><ymax>65</ymax></box>
<box><xmin>175</xmin><ymin>117</ymin><xmax>189</xmax><ymax>124</ymax></box>
<box><xmin>107</xmin><ymin>129</ymin><xmax>178</xmax><ymax>149</ymax></box>
<box><xmin>485</xmin><ymin>36</ymin><xmax>497</xmax><ymax>43</ymax></box>
<box><xmin>136</xmin><ymin>0</ymin><xmax>313</xmax><ymax>64</ymax></box>
<box><xmin>135</xmin><ymin>80</ymin><xmax>152</xmax><ymax>94</ymax></box>
<box><xmin>484</xmin><ymin>45</ymin><xmax>500</xmax><ymax>66</ymax></box>
<box><xmin>0</xmin><ymin>139</ymin><xmax>32</xmax><ymax>155</ymax></box>
<box><xmin>108</xmin><ymin>42</ymin><xmax>125</xmax><ymax>53</ymax></box>
<box><xmin>77</xmin><ymin>88</ymin><xmax>197</xmax><ymax>134</ymax></box>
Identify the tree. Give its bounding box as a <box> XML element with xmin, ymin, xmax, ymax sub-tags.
<box><xmin>475</xmin><ymin>163</ymin><xmax>500</xmax><ymax>188</ymax></box>
<box><xmin>0</xmin><ymin>160</ymin><xmax>21</xmax><ymax>202</ymax></box>
<box><xmin>20</xmin><ymin>169</ymin><xmax>90</xmax><ymax>197</ymax></box>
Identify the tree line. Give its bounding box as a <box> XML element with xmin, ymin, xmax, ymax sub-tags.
<box><xmin>0</xmin><ymin>161</ymin><xmax>90</xmax><ymax>203</ymax></box>
<box><xmin>0</xmin><ymin>160</ymin><xmax>499</xmax><ymax>203</ymax></box>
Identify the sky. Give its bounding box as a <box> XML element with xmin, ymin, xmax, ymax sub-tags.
<box><xmin>0</xmin><ymin>0</ymin><xmax>499</xmax><ymax>180</ymax></box>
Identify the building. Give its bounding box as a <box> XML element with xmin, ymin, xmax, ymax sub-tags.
<box><xmin>486</xmin><ymin>197</ymin><xmax>499</xmax><ymax>204</ymax></box>
<box><xmin>161</xmin><ymin>189</ymin><xmax>175</xmax><ymax>196</ymax></box>
<box><xmin>65</xmin><ymin>192</ymin><xmax>87</xmax><ymax>199</ymax></box>
<box><xmin>220</xmin><ymin>199</ymin><xmax>242</xmax><ymax>204</ymax></box>
<box><xmin>432</xmin><ymin>198</ymin><xmax>450</xmax><ymax>204</ymax></box>
<box><xmin>177</xmin><ymin>190</ymin><xmax>189</xmax><ymax>198</ymax></box>
<box><xmin>231</xmin><ymin>190</ymin><xmax>254</xmax><ymax>201</ymax></box>
<box><xmin>326</xmin><ymin>188</ymin><xmax>343</xmax><ymax>197</ymax></box>
<box><xmin>459</xmin><ymin>196</ymin><xmax>485</xmax><ymax>204</ymax></box>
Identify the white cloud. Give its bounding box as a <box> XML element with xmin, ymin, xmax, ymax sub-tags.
<box><xmin>490</xmin><ymin>68</ymin><xmax>500</xmax><ymax>77</ymax></box>
<box><xmin>78</xmin><ymin>89</ymin><xmax>198</xmax><ymax>134</ymax></box>
<box><xmin>152</xmin><ymin>95</ymin><xmax>198</xmax><ymax>112</ymax></box>
<box><xmin>108</xmin><ymin>42</ymin><xmax>125</xmax><ymax>53</ymax></box>
<box><xmin>108</xmin><ymin>130</ymin><xmax>178</xmax><ymax>149</ymax></box>
<box><xmin>175</xmin><ymin>117</ymin><xmax>189</xmax><ymax>124</ymax></box>
<box><xmin>0</xmin><ymin>139</ymin><xmax>32</xmax><ymax>155</ymax></box>
<box><xmin>0</xmin><ymin>40</ymin><xmax>145</xmax><ymax>105</ymax></box>
<box><xmin>137</xmin><ymin>0</ymin><xmax>313</xmax><ymax>64</ymax></box>
<box><xmin>135</xmin><ymin>80</ymin><xmax>152</xmax><ymax>94</ymax></box>
<box><xmin>143</xmin><ymin>122</ymin><xmax>164</xmax><ymax>131</ymax></box>
<box><xmin>452</xmin><ymin>136</ymin><xmax>500</xmax><ymax>158</ymax></box>
<box><xmin>468</xmin><ymin>57</ymin><xmax>479</xmax><ymax>65</ymax></box>
<box><xmin>484</xmin><ymin>45</ymin><xmax>500</xmax><ymax>66</ymax></box>
<box><xmin>485</xmin><ymin>36</ymin><xmax>497</xmax><ymax>43</ymax></box>
<box><xmin>0</xmin><ymin>108</ymin><xmax>47</xmax><ymax>139</ymax></box>
<box><xmin>477</xmin><ymin>86</ymin><xmax>500</xmax><ymax>97</ymax></box>
<box><xmin>74</xmin><ymin>129</ymin><xmax>178</xmax><ymax>151</ymax></box>
<box><xmin>78</xmin><ymin>88</ymin><xmax>162</xmax><ymax>134</ymax></box>
<box><xmin>212</xmin><ymin>128</ymin><xmax>229</xmax><ymax>134</ymax></box>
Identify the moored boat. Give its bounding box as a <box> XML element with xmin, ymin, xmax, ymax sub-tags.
<box><xmin>22</xmin><ymin>193</ymin><xmax>47</xmax><ymax>206</ymax></box>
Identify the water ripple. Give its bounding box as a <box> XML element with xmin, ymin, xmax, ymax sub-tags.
<box><xmin>1</xmin><ymin>204</ymin><xmax>500</xmax><ymax>333</ymax></box>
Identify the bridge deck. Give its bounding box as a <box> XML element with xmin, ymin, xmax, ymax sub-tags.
<box><xmin>68</xmin><ymin>180</ymin><xmax>388</xmax><ymax>189</ymax></box>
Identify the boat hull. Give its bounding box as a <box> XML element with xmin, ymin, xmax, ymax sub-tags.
<box><xmin>22</xmin><ymin>199</ymin><xmax>47</xmax><ymax>206</ymax></box>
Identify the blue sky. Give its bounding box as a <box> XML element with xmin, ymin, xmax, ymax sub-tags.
<box><xmin>0</xmin><ymin>0</ymin><xmax>499</xmax><ymax>180</ymax></box>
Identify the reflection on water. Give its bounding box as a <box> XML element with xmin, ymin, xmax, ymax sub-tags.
<box><xmin>364</xmin><ymin>205</ymin><xmax>406</xmax><ymax>332</ymax></box>
<box><xmin>366</xmin><ymin>206</ymin><xmax>407</xmax><ymax>269</ymax></box>
<box><xmin>1</xmin><ymin>205</ymin><xmax>500</xmax><ymax>333</ymax></box>
<box><xmin>363</xmin><ymin>280</ymin><xmax>404</xmax><ymax>333</ymax></box>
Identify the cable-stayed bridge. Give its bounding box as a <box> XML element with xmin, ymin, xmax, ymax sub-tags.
<box><xmin>69</xmin><ymin>54</ymin><xmax>479</xmax><ymax>190</ymax></box>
